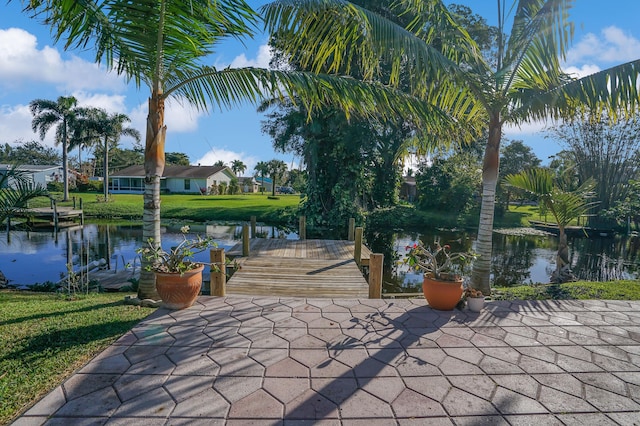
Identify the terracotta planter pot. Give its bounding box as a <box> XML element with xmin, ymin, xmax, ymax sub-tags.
<box><xmin>422</xmin><ymin>274</ymin><xmax>463</xmax><ymax>311</ymax></box>
<box><xmin>467</xmin><ymin>297</ymin><xmax>485</xmax><ymax>312</ymax></box>
<box><xmin>155</xmin><ymin>264</ymin><xmax>204</xmax><ymax>309</ymax></box>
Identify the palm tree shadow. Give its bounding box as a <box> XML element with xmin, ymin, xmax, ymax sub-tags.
<box><xmin>284</xmin><ymin>302</ymin><xmax>479</xmax><ymax>420</ymax></box>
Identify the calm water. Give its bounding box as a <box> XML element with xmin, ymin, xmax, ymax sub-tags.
<box><xmin>1</xmin><ymin>222</ymin><xmax>638</xmax><ymax>291</ymax></box>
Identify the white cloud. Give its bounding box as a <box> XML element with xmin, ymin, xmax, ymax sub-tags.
<box><xmin>503</xmin><ymin>119</ymin><xmax>553</xmax><ymax>137</ymax></box>
<box><xmin>0</xmin><ymin>104</ymin><xmax>37</xmax><ymax>144</ymax></box>
<box><xmin>229</xmin><ymin>43</ymin><xmax>273</xmax><ymax>69</ymax></box>
<box><xmin>563</xmin><ymin>64</ymin><xmax>602</xmax><ymax>79</ymax></box>
<box><xmin>565</xmin><ymin>26</ymin><xmax>640</xmax><ymax>67</ymax></box>
<box><xmin>195</xmin><ymin>148</ymin><xmax>258</xmax><ymax>172</ymax></box>
<box><xmin>0</xmin><ymin>28</ymin><xmax>125</xmax><ymax>93</ymax></box>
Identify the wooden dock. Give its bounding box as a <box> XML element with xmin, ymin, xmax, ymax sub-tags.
<box><xmin>225</xmin><ymin>239</ymin><xmax>373</xmax><ymax>298</ymax></box>
<box><xmin>16</xmin><ymin>206</ymin><xmax>84</xmax><ymax>229</ymax></box>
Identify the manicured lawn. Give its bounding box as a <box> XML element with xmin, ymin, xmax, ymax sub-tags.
<box><xmin>0</xmin><ymin>291</ymin><xmax>152</xmax><ymax>425</ymax></box>
<box><xmin>493</xmin><ymin>280</ymin><xmax>640</xmax><ymax>300</ymax></box>
<box><xmin>30</xmin><ymin>193</ymin><xmax>302</xmax><ymax>223</ymax></box>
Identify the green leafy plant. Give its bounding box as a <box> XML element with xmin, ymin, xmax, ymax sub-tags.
<box><xmin>403</xmin><ymin>242</ymin><xmax>476</xmax><ymax>281</ymax></box>
<box><xmin>137</xmin><ymin>226</ymin><xmax>217</xmax><ymax>274</ymax></box>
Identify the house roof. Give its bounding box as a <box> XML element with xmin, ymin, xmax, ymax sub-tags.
<box><xmin>112</xmin><ymin>165</ymin><xmax>230</xmax><ymax>179</ymax></box>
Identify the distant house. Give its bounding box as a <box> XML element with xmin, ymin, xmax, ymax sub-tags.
<box><xmin>400</xmin><ymin>176</ymin><xmax>417</xmax><ymax>202</ymax></box>
<box><xmin>238</xmin><ymin>176</ymin><xmax>259</xmax><ymax>193</ymax></box>
<box><xmin>109</xmin><ymin>165</ymin><xmax>236</xmax><ymax>194</ymax></box>
<box><xmin>255</xmin><ymin>176</ymin><xmax>273</xmax><ymax>193</ymax></box>
<box><xmin>0</xmin><ymin>164</ymin><xmax>63</xmax><ymax>189</ymax></box>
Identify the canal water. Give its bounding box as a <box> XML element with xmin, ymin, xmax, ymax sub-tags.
<box><xmin>0</xmin><ymin>222</ymin><xmax>638</xmax><ymax>292</ymax></box>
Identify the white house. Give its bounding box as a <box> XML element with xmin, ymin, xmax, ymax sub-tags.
<box><xmin>109</xmin><ymin>165</ymin><xmax>236</xmax><ymax>194</ymax></box>
<box><xmin>0</xmin><ymin>164</ymin><xmax>63</xmax><ymax>189</ymax></box>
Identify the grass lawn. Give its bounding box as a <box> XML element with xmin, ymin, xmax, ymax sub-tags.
<box><xmin>493</xmin><ymin>280</ymin><xmax>640</xmax><ymax>300</ymax></box>
<box><xmin>0</xmin><ymin>291</ymin><xmax>152</xmax><ymax>425</ymax></box>
<box><xmin>30</xmin><ymin>193</ymin><xmax>302</xmax><ymax>223</ymax></box>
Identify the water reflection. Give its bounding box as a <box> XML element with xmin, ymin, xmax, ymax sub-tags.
<box><xmin>366</xmin><ymin>229</ymin><xmax>640</xmax><ymax>294</ymax></box>
<box><xmin>1</xmin><ymin>222</ymin><xmax>638</xmax><ymax>290</ymax></box>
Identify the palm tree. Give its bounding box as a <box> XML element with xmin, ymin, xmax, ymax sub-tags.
<box><xmin>0</xmin><ymin>164</ymin><xmax>49</xmax><ymax>229</ymax></box>
<box><xmin>29</xmin><ymin>96</ymin><xmax>81</xmax><ymax>201</ymax></box>
<box><xmin>230</xmin><ymin>160</ymin><xmax>247</xmax><ymax>177</ymax></box>
<box><xmin>254</xmin><ymin>161</ymin><xmax>270</xmax><ymax>194</ymax></box>
<box><xmin>75</xmin><ymin>109</ymin><xmax>141</xmax><ymax>201</ymax></box>
<box><xmin>22</xmin><ymin>0</ymin><xmax>444</xmax><ymax>300</ymax></box>
<box><xmin>267</xmin><ymin>159</ymin><xmax>287</xmax><ymax>196</ymax></box>
<box><xmin>505</xmin><ymin>167</ymin><xmax>596</xmax><ymax>282</ymax></box>
<box><xmin>264</xmin><ymin>0</ymin><xmax>640</xmax><ymax>294</ymax></box>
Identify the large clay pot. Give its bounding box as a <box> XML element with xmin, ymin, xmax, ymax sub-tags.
<box><xmin>155</xmin><ymin>264</ymin><xmax>204</xmax><ymax>309</ymax></box>
<box><xmin>422</xmin><ymin>274</ymin><xmax>463</xmax><ymax>311</ymax></box>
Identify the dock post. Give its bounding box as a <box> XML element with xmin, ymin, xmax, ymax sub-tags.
<box><xmin>354</xmin><ymin>227</ymin><xmax>363</xmax><ymax>266</ymax></box>
<box><xmin>79</xmin><ymin>198</ymin><xmax>83</xmax><ymax>209</ymax></box>
<box><xmin>250</xmin><ymin>216</ymin><xmax>257</xmax><ymax>238</ymax></box>
<box><xmin>210</xmin><ymin>248</ymin><xmax>226</xmax><ymax>296</ymax></box>
<box><xmin>299</xmin><ymin>216</ymin><xmax>306</xmax><ymax>240</ymax></box>
<box><xmin>72</xmin><ymin>196</ymin><xmax>76</xmax><ymax>209</ymax></box>
<box><xmin>348</xmin><ymin>218</ymin><xmax>355</xmax><ymax>241</ymax></box>
<box><xmin>242</xmin><ymin>223</ymin><xmax>250</xmax><ymax>256</ymax></box>
<box><xmin>52</xmin><ymin>199</ymin><xmax>58</xmax><ymax>233</ymax></box>
<box><xmin>369</xmin><ymin>253</ymin><xmax>383</xmax><ymax>299</ymax></box>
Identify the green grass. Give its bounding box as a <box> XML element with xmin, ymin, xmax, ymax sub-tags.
<box><xmin>493</xmin><ymin>280</ymin><xmax>640</xmax><ymax>300</ymax></box>
<box><xmin>0</xmin><ymin>291</ymin><xmax>152</xmax><ymax>425</ymax></box>
<box><xmin>30</xmin><ymin>193</ymin><xmax>302</xmax><ymax>223</ymax></box>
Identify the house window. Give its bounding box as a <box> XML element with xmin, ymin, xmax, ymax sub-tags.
<box><xmin>184</xmin><ymin>179</ymin><xmax>191</xmax><ymax>190</ymax></box>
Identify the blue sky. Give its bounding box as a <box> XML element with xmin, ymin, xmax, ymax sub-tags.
<box><xmin>2</xmin><ymin>1</ymin><xmax>640</xmax><ymax>174</ymax></box>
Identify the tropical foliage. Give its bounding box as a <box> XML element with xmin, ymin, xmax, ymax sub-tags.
<box><xmin>505</xmin><ymin>167</ymin><xmax>596</xmax><ymax>282</ymax></box>
<box><xmin>263</xmin><ymin>0</ymin><xmax>640</xmax><ymax>294</ymax></box>
<box><xmin>0</xmin><ymin>164</ymin><xmax>49</xmax><ymax>226</ymax></box>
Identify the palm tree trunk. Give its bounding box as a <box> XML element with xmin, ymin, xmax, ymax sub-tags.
<box><xmin>62</xmin><ymin>127</ymin><xmax>69</xmax><ymax>201</ymax></box>
<box><xmin>137</xmin><ymin>93</ymin><xmax>166</xmax><ymax>300</ymax></box>
<box><xmin>470</xmin><ymin>113</ymin><xmax>502</xmax><ymax>295</ymax></box>
<box><xmin>103</xmin><ymin>136</ymin><xmax>109</xmax><ymax>201</ymax></box>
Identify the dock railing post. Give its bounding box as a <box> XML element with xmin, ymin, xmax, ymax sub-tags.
<box><xmin>348</xmin><ymin>218</ymin><xmax>355</xmax><ymax>241</ymax></box>
<box><xmin>79</xmin><ymin>198</ymin><xmax>83</xmax><ymax>209</ymax></box>
<box><xmin>210</xmin><ymin>248</ymin><xmax>226</xmax><ymax>296</ymax></box>
<box><xmin>354</xmin><ymin>227</ymin><xmax>363</xmax><ymax>266</ymax></box>
<box><xmin>250</xmin><ymin>216</ymin><xmax>257</xmax><ymax>238</ymax></box>
<box><xmin>369</xmin><ymin>253</ymin><xmax>383</xmax><ymax>299</ymax></box>
<box><xmin>52</xmin><ymin>199</ymin><xmax>58</xmax><ymax>233</ymax></box>
<box><xmin>242</xmin><ymin>223</ymin><xmax>250</xmax><ymax>256</ymax></box>
<box><xmin>72</xmin><ymin>196</ymin><xmax>76</xmax><ymax>209</ymax></box>
<box><xmin>299</xmin><ymin>216</ymin><xmax>306</xmax><ymax>240</ymax></box>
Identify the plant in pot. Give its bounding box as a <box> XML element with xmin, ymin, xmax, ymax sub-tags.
<box><xmin>137</xmin><ymin>226</ymin><xmax>217</xmax><ymax>309</ymax></box>
<box><xmin>404</xmin><ymin>241</ymin><xmax>476</xmax><ymax>311</ymax></box>
<box><xmin>464</xmin><ymin>287</ymin><xmax>486</xmax><ymax>312</ymax></box>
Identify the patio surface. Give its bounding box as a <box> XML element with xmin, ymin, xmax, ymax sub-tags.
<box><xmin>13</xmin><ymin>297</ymin><xmax>640</xmax><ymax>425</ymax></box>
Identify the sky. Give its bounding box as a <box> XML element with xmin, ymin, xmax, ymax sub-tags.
<box><xmin>2</xmin><ymin>1</ymin><xmax>640</xmax><ymax>175</ymax></box>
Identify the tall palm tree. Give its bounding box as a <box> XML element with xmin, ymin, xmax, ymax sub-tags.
<box><xmin>29</xmin><ymin>96</ymin><xmax>81</xmax><ymax>201</ymax></box>
<box><xmin>254</xmin><ymin>161</ymin><xmax>270</xmax><ymax>194</ymax></box>
<box><xmin>0</xmin><ymin>164</ymin><xmax>49</xmax><ymax>228</ymax></box>
<box><xmin>230</xmin><ymin>159</ymin><xmax>247</xmax><ymax>177</ymax></box>
<box><xmin>75</xmin><ymin>109</ymin><xmax>141</xmax><ymax>201</ymax></box>
<box><xmin>267</xmin><ymin>159</ymin><xmax>287</xmax><ymax>196</ymax></box>
<box><xmin>505</xmin><ymin>167</ymin><xmax>596</xmax><ymax>282</ymax></box>
<box><xmin>22</xmin><ymin>0</ymin><xmax>447</xmax><ymax>300</ymax></box>
<box><xmin>264</xmin><ymin>0</ymin><xmax>640</xmax><ymax>294</ymax></box>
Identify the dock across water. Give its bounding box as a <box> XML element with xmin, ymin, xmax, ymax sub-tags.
<box><xmin>223</xmin><ymin>235</ymin><xmax>381</xmax><ymax>299</ymax></box>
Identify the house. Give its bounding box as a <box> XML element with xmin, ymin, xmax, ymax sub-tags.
<box><xmin>109</xmin><ymin>165</ymin><xmax>236</xmax><ymax>194</ymax></box>
<box><xmin>255</xmin><ymin>176</ymin><xmax>273</xmax><ymax>193</ymax></box>
<box><xmin>0</xmin><ymin>164</ymin><xmax>63</xmax><ymax>189</ymax></box>
<box><xmin>400</xmin><ymin>176</ymin><xmax>417</xmax><ymax>202</ymax></box>
<box><xmin>238</xmin><ymin>176</ymin><xmax>259</xmax><ymax>193</ymax></box>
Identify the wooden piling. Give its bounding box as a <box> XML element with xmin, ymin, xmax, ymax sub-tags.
<box><xmin>250</xmin><ymin>216</ymin><xmax>257</xmax><ymax>238</ymax></box>
<box><xmin>52</xmin><ymin>199</ymin><xmax>58</xmax><ymax>232</ymax></box>
<box><xmin>348</xmin><ymin>218</ymin><xmax>355</xmax><ymax>241</ymax></box>
<box><xmin>210</xmin><ymin>248</ymin><xmax>226</xmax><ymax>296</ymax></box>
<box><xmin>368</xmin><ymin>253</ymin><xmax>383</xmax><ymax>299</ymax></box>
<box><xmin>299</xmin><ymin>216</ymin><xmax>306</xmax><ymax>240</ymax></box>
<box><xmin>242</xmin><ymin>223</ymin><xmax>250</xmax><ymax>256</ymax></box>
<box><xmin>354</xmin><ymin>227</ymin><xmax>363</xmax><ymax>266</ymax></box>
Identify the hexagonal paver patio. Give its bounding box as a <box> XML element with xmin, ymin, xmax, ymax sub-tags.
<box><xmin>13</xmin><ymin>297</ymin><xmax>640</xmax><ymax>425</ymax></box>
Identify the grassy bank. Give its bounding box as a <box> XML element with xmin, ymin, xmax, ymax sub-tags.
<box><xmin>0</xmin><ymin>291</ymin><xmax>151</xmax><ymax>425</ymax></box>
<box><xmin>31</xmin><ymin>193</ymin><xmax>302</xmax><ymax>223</ymax></box>
<box><xmin>493</xmin><ymin>280</ymin><xmax>640</xmax><ymax>300</ymax></box>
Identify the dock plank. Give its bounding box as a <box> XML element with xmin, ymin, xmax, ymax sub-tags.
<box><xmin>226</xmin><ymin>239</ymin><xmax>371</xmax><ymax>298</ymax></box>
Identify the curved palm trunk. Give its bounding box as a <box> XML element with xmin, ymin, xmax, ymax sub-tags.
<box><xmin>103</xmin><ymin>136</ymin><xmax>109</xmax><ymax>201</ymax></box>
<box><xmin>471</xmin><ymin>113</ymin><xmax>502</xmax><ymax>295</ymax></box>
<box><xmin>62</xmin><ymin>125</ymin><xmax>69</xmax><ymax>201</ymax></box>
<box><xmin>552</xmin><ymin>228</ymin><xmax>573</xmax><ymax>283</ymax></box>
<box><xmin>137</xmin><ymin>92</ymin><xmax>166</xmax><ymax>300</ymax></box>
